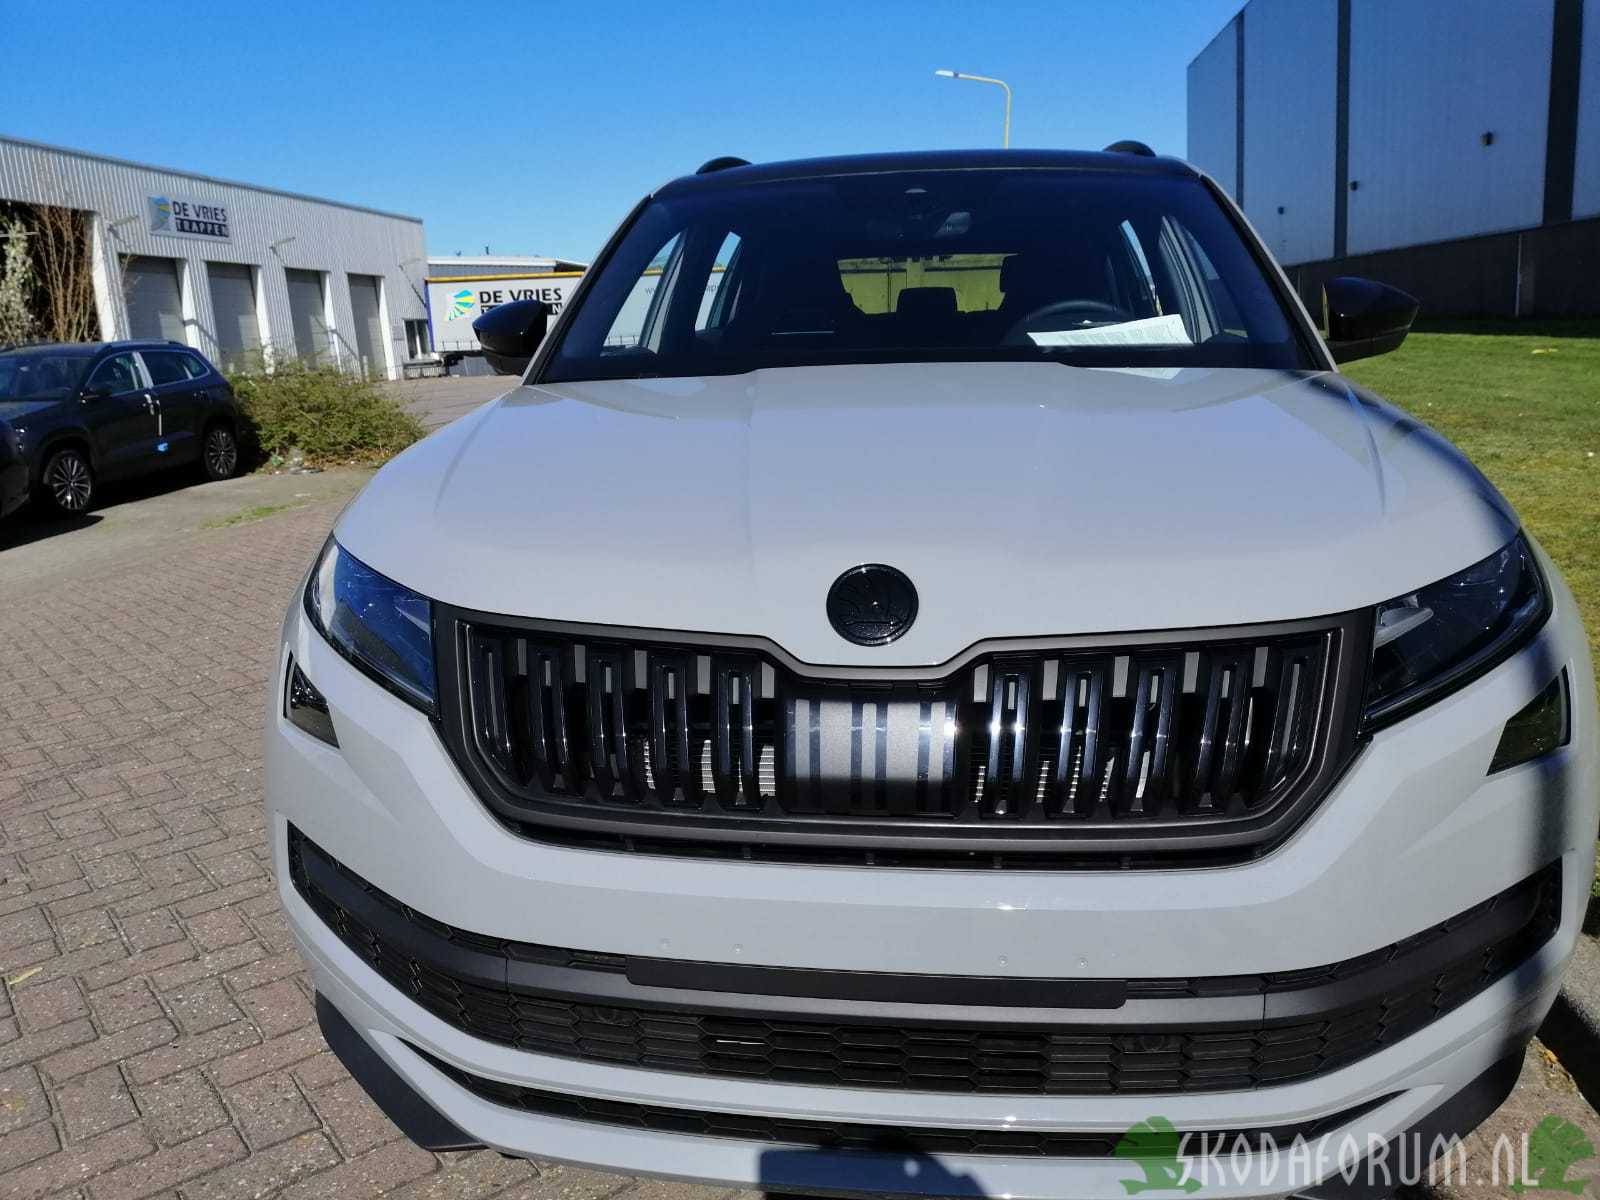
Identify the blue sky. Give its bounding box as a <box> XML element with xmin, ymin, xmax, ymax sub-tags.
<box><xmin>4</xmin><ymin>0</ymin><xmax>1240</xmax><ymax>262</ymax></box>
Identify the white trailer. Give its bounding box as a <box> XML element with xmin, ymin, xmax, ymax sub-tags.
<box><xmin>426</xmin><ymin>270</ymin><xmax>586</xmax><ymax>365</ymax></box>
<box><xmin>426</xmin><ymin>261</ymin><xmax>729</xmax><ymax>369</ymax></box>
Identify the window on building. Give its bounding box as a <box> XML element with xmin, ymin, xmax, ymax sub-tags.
<box><xmin>404</xmin><ymin>319</ymin><xmax>432</xmax><ymax>359</ymax></box>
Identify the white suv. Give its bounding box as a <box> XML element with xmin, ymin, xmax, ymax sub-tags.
<box><xmin>266</xmin><ymin>149</ymin><xmax>1597</xmax><ymax>1199</ymax></box>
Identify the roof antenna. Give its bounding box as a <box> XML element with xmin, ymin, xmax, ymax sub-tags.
<box><xmin>1103</xmin><ymin>140</ymin><xmax>1155</xmax><ymax>156</ymax></box>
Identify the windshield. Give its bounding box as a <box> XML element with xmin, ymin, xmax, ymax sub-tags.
<box><xmin>544</xmin><ymin>169</ymin><xmax>1314</xmax><ymax>383</ymax></box>
<box><xmin>0</xmin><ymin>352</ymin><xmax>95</xmax><ymax>402</ymax></box>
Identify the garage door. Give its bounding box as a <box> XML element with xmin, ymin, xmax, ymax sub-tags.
<box><xmin>347</xmin><ymin>274</ymin><xmax>386</xmax><ymax>377</ymax></box>
<box><xmin>284</xmin><ymin>269</ymin><xmax>330</xmax><ymax>363</ymax></box>
<box><xmin>124</xmin><ymin>256</ymin><xmax>185</xmax><ymax>342</ymax></box>
<box><xmin>206</xmin><ymin>263</ymin><xmax>261</xmax><ymax>372</ymax></box>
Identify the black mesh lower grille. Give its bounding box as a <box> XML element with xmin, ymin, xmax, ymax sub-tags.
<box><xmin>410</xmin><ymin>1042</ymin><xmax>1392</xmax><ymax>1157</ymax></box>
<box><xmin>289</xmin><ymin>826</ymin><xmax>1560</xmax><ymax>1096</ymax></box>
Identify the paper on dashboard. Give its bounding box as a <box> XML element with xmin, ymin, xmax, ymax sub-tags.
<box><xmin>1028</xmin><ymin>313</ymin><xmax>1192</xmax><ymax>348</ymax></box>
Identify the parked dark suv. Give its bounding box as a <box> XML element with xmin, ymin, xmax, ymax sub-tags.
<box><xmin>0</xmin><ymin>340</ymin><xmax>241</xmax><ymax>515</ymax></box>
<box><xmin>0</xmin><ymin>417</ymin><xmax>26</xmax><ymax>520</ymax></box>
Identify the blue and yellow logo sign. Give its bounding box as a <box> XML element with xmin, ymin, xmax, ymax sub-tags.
<box><xmin>448</xmin><ymin>288</ymin><xmax>476</xmax><ymax>320</ymax></box>
<box><xmin>149</xmin><ymin>196</ymin><xmax>172</xmax><ymax>231</ymax></box>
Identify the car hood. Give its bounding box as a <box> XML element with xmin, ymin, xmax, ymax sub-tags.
<box><xmin>336</xmin><ymin>362</ymin><xmax>1517</xmax><ymax>666</ymax></box>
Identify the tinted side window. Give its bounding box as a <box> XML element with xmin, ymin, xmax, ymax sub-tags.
<box><xmin>142</xmin><ymin>352</ymin><xmax>192</xmax><ymax>386</ymax></box>
<box><xmin>87</xmin><ymin>354</ymin><xmax>141</xmax><ymax>396</ymax></box>
<box><xmin>696</xmin><ymin>233</ymin><xmax>742</xmax><ymax>332</ymax></box>
<box><xmin>181</xmin><ymin>353</ymin><xmax>212</xmax><ymax>380</ymax></box>
<box><xmin>608</xmin><ymin>233</ymin><xmax>683</xmax><ymax>350</ymax></box>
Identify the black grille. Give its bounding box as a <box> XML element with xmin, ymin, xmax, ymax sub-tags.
<box><xmin>435</xmin><ymin>608</ymin><xmax>1366</xmax><ymax>864</ymax></box>
<box><xmin>289</xmin><ymin>827</ymin><xmax>1559</xmax><ymax>1097</ymax></box>
<box><xmin>411</xmin><ymin>1042</ymin><xmax>1391</xmax><ymax>1157</ymax></box>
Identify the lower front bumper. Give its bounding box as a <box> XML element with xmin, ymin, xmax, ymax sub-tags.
<box><xmin>308</xmin><ymin>968</ymin><xmax>1545</xmax><ymax>1200</ymax></box>
<box><xmin>314</xmin><ymin>992</ymin><xmax>1525</xmax><ymax>1200</ymax></box>
<box><xmin>283</xmin><ymin>812</ymin><xmax>1577</xmax><ymax>1198</ymax></box>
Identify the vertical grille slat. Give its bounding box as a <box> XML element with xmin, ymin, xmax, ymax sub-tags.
<box><xmin>548</xmin><ymin>645</ymin><xmax>581</xmax><ymax>792</ymax></box>
<box><xmin>1145</xmin><ymin>656</ymin><xmax>1182</xmax><ymax>816</ymax></box>
<box><xmin>1212</xmin><ymin>652</ymin><xmax>1254</xmax><ymax>806</ymax></box>
<box><xmin>1080</xmin><ymin>665</ymin><xmax>1106</xmax><ymax>797</ymax></box>
<box><xmin>710</xmin><ymin>658</ymin><xmax>761</xmax><ymax>811</ymax></box>
<box><xmin>912</xmin><ymin>696</ymin><xmax>960</xmax><ymax>816</ymax></box>
<box><xmin>584</xmin><ymin>645</ymin><xmax>648</xmax><ymax>805</ymax></box>
<box><xmin>982</xmin><ymin>662</ymin><xmax>1041</xmax><ymax>819</ymax></box>
<box><xmin>1119</xmin><ymin>659</ymin><xmax>1180</xmax><ymax>817</ymax></box>
<box><xmin>463</xmin><ymin>628</ymin><xmax>519</xmax><ymax>787</ymax></box>
<box><xmin>1191</xmin><ymin>650</ymin><xmax>1250</xmax><ymax>810</ymax></box>
<box><xmin>521</xmin><ymin>643</ymin><xmax>558</xmax><ymax>792</ymax></box>
<box><xmin>1258</xmin><ymin>640</ymin><xmax>1322</xmax><ymax>801</ymax></box>
<box><xmin>953</xmin><ymin>667</ymin><xmax>985</xmax><ymax>823</ymax></box>
<box><xmin>649</xmin><ymin>652</ymin><xmax>703</xmax><ymax>808</ymax></box>
<box><xmin>443</xmin><ymin>615</ymin><xmax>1354</xmax><ymax>863</ymax></box>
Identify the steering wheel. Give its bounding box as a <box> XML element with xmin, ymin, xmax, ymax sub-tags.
<box><xmin>1002</xmin><ymin>299</ymin><xmax>1132</xmax><ymax>345</ymax></box>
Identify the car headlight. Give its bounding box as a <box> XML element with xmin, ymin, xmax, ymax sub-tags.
<box><xmin>1363</xmin><ymin>533</ymin><xmax>1550</xmax><ymax>729</ymax></box>
<box><xmin>303</xmin><ymin>539</ymin><xmax>436</xmax><ymax>713</ymax></box>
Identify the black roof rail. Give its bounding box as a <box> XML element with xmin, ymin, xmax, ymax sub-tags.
<box><xmin>1103</xmin><ymin>140</ymin><xmax>1156</xmax><ymax>156</ymax></box>
<box><xmin>696</xmin><ymin>156</ymin><xmax>751</xmax><ymax>174</ymax></box>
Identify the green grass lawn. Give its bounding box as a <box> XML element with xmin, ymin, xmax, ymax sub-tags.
<box><xmin>1343</xmin><ymin>321</ymin><xmax>1599</xmax><ymax>894</ymax></box>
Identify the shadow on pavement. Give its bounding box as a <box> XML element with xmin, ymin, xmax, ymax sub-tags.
<box><xmin>0</xmin><ymin>509</ymin><xmax>101</xmax><ymax>549</ymax></box>
<box><xmin>759</xmin><ymin>1146</ymin><xmax>988</xmax><ymax>1198</ymax></box>
<box><xmin>0</xmin><ymin>467</ymin><xmax>225</xmax><ymax>551</ymax></box>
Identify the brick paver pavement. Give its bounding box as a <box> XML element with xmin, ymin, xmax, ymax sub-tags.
<box><xmin>0</xmin><ymin>497</ymin><xmax>747</xmax><ymax>1200</ymax></box>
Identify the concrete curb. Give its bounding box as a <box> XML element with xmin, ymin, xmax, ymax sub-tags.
<box><xmin>1540</xmin><ymin>930</ymin><xmax>1600</xmax><ymax>1106</ymax></box>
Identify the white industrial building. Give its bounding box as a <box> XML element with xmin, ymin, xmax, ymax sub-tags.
<box><xmin>1188</xmin><ymin>0</ymin><xmax>1600</xmax><ymax>316</ymax></box>
<box><xmin>0</xmin><ymin>135</ymin><xmax>428</xmax><ymax>377</ymax></box>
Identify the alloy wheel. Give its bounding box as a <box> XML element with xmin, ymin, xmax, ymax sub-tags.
<box><xmin>205</xmin><ymin>428</ymin><xmax>238</xmax><ymax>478</ymax></box>
<box><xmin>47</xmin><ymin>452</ymin><xmax>92</xmax><ymax>512</ymax></box>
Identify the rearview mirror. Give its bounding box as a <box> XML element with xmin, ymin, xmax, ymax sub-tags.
<box><xmin>473</xmin><ymin>299</ymin><xmax>550</xmax><ymax>376</ymax></box>
<box><xmin>1323</xmin><ymin>277</ymin><xmax>1419</xmax><ymax>364</ymax></box>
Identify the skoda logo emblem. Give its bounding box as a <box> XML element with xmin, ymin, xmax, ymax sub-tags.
<box><xmin>827</xmin><ymin>564</ymin><xmax>918</xmax><ymax>646</ymax></box>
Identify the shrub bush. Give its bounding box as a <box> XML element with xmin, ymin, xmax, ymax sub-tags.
<box><xmin>229</xmin><ymin>363</ymin><xmax>425</xmax><ymax>466</ymax></box>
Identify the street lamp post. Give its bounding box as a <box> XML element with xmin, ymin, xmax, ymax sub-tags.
<box><xmin>934</xmin><ymin>69</ymin><xmax>1012</xmax><ymax>148</ymax></box>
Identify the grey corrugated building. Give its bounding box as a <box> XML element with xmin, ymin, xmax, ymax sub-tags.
<box><xmin>1187</xmin><ymin>0</ymin><xmax>1600</xmax><ymax>317</ymax></box>
<box><xmin>0</xmin><ymin>135</ymin><xmax>428</xmax><ymax>376</ymax></box>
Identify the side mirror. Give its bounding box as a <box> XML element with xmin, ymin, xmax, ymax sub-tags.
<box><xmin>80</xmin><ymin>383</ymin><xmax>114</xmax><ymax>402</ymax></box>
<box><xmin>1323</xmin><ymin>277</ymin><xmax>1419</xmax><ymax>364</ymax></box>
<box><xmin>473</xmin><ymin>299</ymin><xmax>550</xmax><ymax>376</ymax></box>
